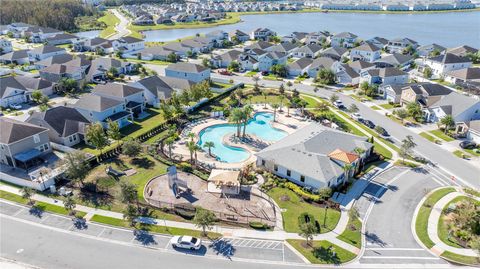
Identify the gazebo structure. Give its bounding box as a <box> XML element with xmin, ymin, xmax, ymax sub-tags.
<box><xmin>207</xmin><ymin>169</ymin><xmax>241</xmax><ymax>195</ymax></box>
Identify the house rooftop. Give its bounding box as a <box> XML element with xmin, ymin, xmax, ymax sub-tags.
<box><xmin>447</xmin><ymin>67</ymin><xmax>480</xmax><ymax>80</ymax></box>
<box><xmin>0</xmin><ymin>117</ymin><xmax>48</xmax><ymax>144</ymax></box>
<box><xmin>29</xmin><ymin>45</ymin><xmax>65</xmax><ymax>54</ymax></box>
<box><xmin>74</xmin><ymin>94</ymin><xmax>123</xmax><ymax>112</ymax></box>
<box><xmin>26</xmin><ymin>106</ymin><xmax>89</xmax><ymax>138</ymax></box>
<box><xmin>353</xmin><ymin>43</ymin><xmax>380</xmax><ymax>52</ymax></box>
<box><xmin>428</xmin><ymin>53</ymin><xmax>471</xmax><ymax>64</ymax></box>
<box><xmin>94</xmin><ymin>83</ymin><xmax>143</xmax><ymax>98</ymax></box>
<box><xmin>166</xmin><ymin>62</ymin><xmax>209</xmax><ymax>73</ymax></box>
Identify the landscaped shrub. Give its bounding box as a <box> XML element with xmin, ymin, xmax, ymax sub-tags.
<box><xmin>178</xmin><ymin>162</ymin><xmax>193</xmax><ymax>172</ymax></box>
<box><xmin>249</xmin><ymin>221</ymin><xmax>267</xmax><ymax>230</ymax></box>
<box><xmin>298</xmin><ymin>212</ymin><xmax>316</xmax><ymax>226</ymax></box>
<box><xmin>284</xmin><ymin>182</ymin><xmax>324</xmax><ymax>203</ymax></box>
<box><xmin>174</xmin><ymin>204</ymin><xmax>196</xmax><ymax>219</ymax></box>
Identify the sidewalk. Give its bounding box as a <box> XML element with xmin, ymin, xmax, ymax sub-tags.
<box><xmin>428</xmin><ymin>189</ymin><xmax>480</xmax><ymax>257</ymax></box>
<box><xmin>0</xmin><ymin>184</ymin><xmax>360</xmax><ymax>254</ymax></box>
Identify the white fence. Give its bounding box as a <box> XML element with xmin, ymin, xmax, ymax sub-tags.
<box><xmin>0</xmin><ymin>172</ymin><xmax>55</xmax><ymax>191</ymax></box>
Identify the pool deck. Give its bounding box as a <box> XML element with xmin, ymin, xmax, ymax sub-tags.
<box><xmin>168</xmin><ymin>105</ymin><xmax>310</xmax><ymax>169</ymax></box>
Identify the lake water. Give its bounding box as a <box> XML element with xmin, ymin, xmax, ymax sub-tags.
<box><xmin>75</xmin><ymin>30</ymin><xmax>101</xmax><ymax>39</ymax></box>
<box><xmin>144</xmin><ymin>11</ymin><xmax>480</xmax><ymax>47</ymax></box>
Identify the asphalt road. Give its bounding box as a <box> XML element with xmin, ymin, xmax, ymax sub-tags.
<box><xmin>356</xmin><ymin>166</ymin><xmax>446</xmax><ymax>264</ymax></box>
<box><xmin>109</xmin><ymin>9</ymin><xmax>131</xmax><ymax>40</ymax></box>
<box><xmin>212</xmin><ymin>73</ymin><xmax>480</xmax><ymax>189</ymax></box>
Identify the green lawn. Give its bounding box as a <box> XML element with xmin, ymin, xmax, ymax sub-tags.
<box><xmin>379</xmin><ymin>103</ymin><xmax>395</xmax><ymax>109</ymax></box>
<box><xmin>245</xmin><ymin>71</ymin><xmax>258</xmax><ymax>77</ymax></box>
<box><xmin>91</xmin><ymin>214</ymin><xmax>221</xmax><ymax>239</ymax></box>
<box><xmin>453</xmin><ymin>150</ymin><xmax>470</xmax><ymax>159</ymax></box>
<box><xmin>98</xmin><ymin>10</ymin><xmax>120</xmax><ymax>38</ymax></box>
<box><xmin>464</xmin><ymin>148</ymin><xmax>480</xmax><ymax>157</ymax></box>
<box><xmin>394</xmin><ymin>160</ymin><xmax>419</xmax><ymax>168</ymax></box>
<box><xmin>300</xmin><ymin>95</ymin><xmax>321</xmax><ymax>108</ymax></box>
<box><xmin>419</xmin><ymin>132</ymin><xmax>437</xmax><ymax>143</ymax></box>
<box><xmin>263</xmin><ymin>74</ymin><xmax>283</xmax><ymax>81</ymax></box>
<box><xmin>415</xmin><ymin>187</ymin><xmax>456</xmax><ymax>249</ymax></box>
<box><xmin>441</xmin><ymin>251</ymin><xmax>480</xmax><ymax>265</ymax></box>
<box><xmin>429</xmin><ymin>130</ymin><xmax>455</xmax><ymax>142</ymax></box>
<box><xmin>370</xmin><ymin>106</ymin><xmax>381</xmax><ymax>110</ymax></box>
<box><xmin>286</xmin><ymin>239</ymin><xmax>357</xmax><ymax>264</ymax></box>
<box><xmin>267</xmin><ymin>188</ymin><xmax>340</xmax><ymax>233</ymax></box>
<box><xmin>337</xmin><ymin>217</ymin><xmax>362</xmax><ymax>248</ymax></box>
<box><xmin>0</xmin><ymin>190</ymin><xmax>86</xmax><ymax>218</ymax></box>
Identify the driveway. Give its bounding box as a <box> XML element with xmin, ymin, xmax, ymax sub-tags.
<box><xmin>4</xmin><ymin>95</ymin><xmax>80</xmax><ymax>121</ymax></box>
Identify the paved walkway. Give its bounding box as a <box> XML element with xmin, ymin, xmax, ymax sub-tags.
<box><xmin>428</xmin><ymin>189</ymin><xmax>480</xmax><ymax>257</ymax></box>
<box><xmin>0</xmin><ymin>184</ymin><xmax>359</xmax><ymax>254</ymax></box>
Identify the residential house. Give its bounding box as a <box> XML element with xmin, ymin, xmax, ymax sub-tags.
<box><xmin>79</xmin><ymin>37</ymin><xmax>110</xmax><ymax>52</ymax></box>
<box><xmin>375</xmin><ymin>54</ymin><xmax>413</xmax><ymax>70</ymax></box>
<box><xmin>348</xmin><ymin>60</ymin><xmax>375</xmax><ymax>74</ymax></box>
<box><xmin>329</xmin><ymin>32</ymin><xmax>358</xmax><ymax>48</ymax></box>
<box><xmin>423</xmin><ymin>92</ymin><xmax>480</xmax><ymax>123</ymax></box>
<box><xmin>281</xmin><ymin>31</ymin><xmax>308</xmax><ymax>44</ymax></box>
<box><xmin>0</xmin><ymin>117</ymin><xmax>52</xmax><ymax>169</ymax></box>
<box><xmin>445</xmin><ymin>67</ymin><xmax>480</xmax><ymax>84</ymax></box>
<box><xmin>244</xmin><ymin>41</ymin><xmax>273</xmax><ymax>52</ymax></box>
<box><xmin>211</xmin><ymin>49</ymin><xmax>242</xmax><ymax>68</ymax></box>
<box><xmin>336</xmin><ymin>65</ymin><xmax>360</xmax><ymax>86</ymax></box>
<box><xmin>417</xmin><ymin>43</ymin><xmax>446</xmax><ymax>57</ymax></box>
<box><xmin>256</xmin><ymin>123</ymin><xmax>373</xmax><ymax>189</ymax></box>
<box><xmin>400</xmin><ymin>83</ymin><xmax>452</xmax><ymax>107</ymax></box>
<box><xmin>130</xmin><ymin>75</ymin><xmax>176</xmax><ymax>107</ymax></box>
<box><xmin>423</xmin><ymin>53</ymin><xmax>472</xmax><ymax>78</ymax></box>
<box><xmin>269</xmin><ymin>42</ymin><xmax>298</xmax><ymax>55</ymax></box>
<box><xmin>45</xmin><ymin>33</ymin><xmax>80</xmax><ymax>46</ymax></box>
<box><xmin>39</xmin><ymin>63</ymin><xmax>84</xmax><ymax>85</ymax></box>
<box><xmin>386</xmin><ymin>38</ymin><xmax>419</xmax><ymax>54</ymax></box>
<box><xmin>181</xmin><ymin>37</ymin><xmax>215</xmax><ymax>54</ymax></box>
<box><xmin>238</xmin><ymin>49</ymin><xmax>287</xmax><ymax>72</ymax></box>
<box><xmin>0</xmin><ymin>76</ymin><xmax>53</xmax><ymax>107</ymax></box>
<box><xmin>93</xmin><ymin>83</ymin><xmax>145</xmax><ymax>118</ymax></box>
<box><xmin>350</xmin><ymin>43</ymin><xmax>381</xmax><ymax>63</ymax></box>
<box><xmin>0</xmin><ymin>38</ymin><xmax>13</xmax><ymax>54</ymax></box>
<box><xmin>306</xmin><ymin>57</ymin><xmax>340</xmax><ymax>78</ymax></box>
<box><xmin>206</xmin><ymin>30</ymin><xmax>228</xmax><ymax>43</ymax></box>
<box><xmin>360</xmin><ymin>67</ymin><xmax>409</xmax><ymax>85</ymax></box>
<box><xmin>26</xmin><ymin>106</ymin><xmax>90</xmax><ymax>147</ymax></box>
<box><xmin>23</xmin><ymin>26</ymin><xmax>63</xmax><ymax>43</ymax></box>
<box><xmin>462</xmin><ymin>120</ymin><xmax>480</xmax><ymax>143</ymax></box>
<box><xmin>366</xmin><ymin>37</ymin><xmax>389</xmax><ymax>49</ymax></box>
<box><xmin>35</xmin><ymin>54</ymin><xmax>74</xmax><ymax>70</ymax></box>
<box><xmin>86</xmin><ymin>58</ymin><xmax>134</xmax><ymax>82</ymax></box>
<box><xmin>0</xmin><ymin>49</ymin><xmax>30</xmax><ymax>64</ymax></box>
<box><xmin>304</xmin><ymin>31</ymin><xmax>328</xmax><ymax>45</ymax></box>
<box><xmin>291</xmin><ymin>44</ymin><xmax>322</xmax><ymax>58</ymax></box>
<box><xmin>287</xmin><ymin>58</ymin><xmax>313</xmax><ymax>77</ymax></box>
<box><xmin>250</xmin><ymin>28</ymin><xmax>276</xmax><ymax>41</ymax></box>
<box><xmin>117</xmin><ymin>36</ymin><xmax>145</xmax><ymax>54</ymax></box>
<box><xmin>140</xmin><ymin>46</ymin><xmax>176</xmax><ymax>61</ymax></box>
<box><xmin>447</xmin><ymin>45</ymin><xmax>478</xmax><ymax>57</ymax></box>
<box><xmin>381</xmin><ymin>84</ymin><xmax>408</xmax><ymax>103</ymax></box>
<box><xmin>228</xmin><ymin>30</ymin><xmax>250</xmax><ymax>43</ymax></box>
<box><xmin>165</xmin><ymin>62</ymin><xmax>210</xmax><ymax>82</ymax></box>
<box><xmin>73</xmin><ymin>94</ymin><xmax>132</xmax><ymax>129</ymax></box>
<box><xmin>28</xmin><ymin>45</ymin><xmax>66</xmax><ymax>62</ymax></box>
<box><xmin>320</xmin><ymin>47</ymin><xmax>348</xmax><ymax>61</ymax></box>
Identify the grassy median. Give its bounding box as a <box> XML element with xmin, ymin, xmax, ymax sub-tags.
<box><xmin>287</xmin><ymin>239</ymin><xmax>356</xmax><ymax>264</ymax></box>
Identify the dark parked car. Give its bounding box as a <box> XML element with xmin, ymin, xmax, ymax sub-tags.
<box><xmin>261</xmin><ymin>71</ymin><xmax>269</xmax><ymax>76</ymax></box>
<box><xmin>375</xmin><ymin>126</ymin><xmax>389</xmax><ymax>137</ymax></box>
<box><xmin>363</xmin><ymin>120</ymin><xmax>375</xmax><ymax>129</ymax></box>
<box><xmin>459</xmin><ymin>141</ymin><xmax>477</xmax><ymax>149</ymax></box>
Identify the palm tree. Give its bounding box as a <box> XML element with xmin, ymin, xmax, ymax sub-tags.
<box><xmin>229</xmin><ymin>107</ymin><xmax>243</xmax><ymax>137</ymax></box>
<box><xmin>165</xmin><ymin>136</ymin><xmax>175</xmax><ymax>159</ymax></box>
<box><xmin>203</xmin><ymin>141</ymin><xmax>215</xmax><ymax>156</ymax></box>
<box><xmin>186</xmin><ymin>141</ymin><xmax>196</xmax><ymax>164</ymax></box>
<box><xmin>187</xmin><ymin>132</ymin><xmax>195</xmax><ymax>142</ymax></box>
<box><xmin>285</xmin><ymin>100</ymin><xmax>292</xmax><ymax>117</ymax></box>
<box><xmin>342</xmin><ymin>163</ymin><xmax>353</xmax><ymax>186</ymax></box>
<box><xmin>440</xmin><ymin>115</ymin><xmax>455</xmax><ymax>134</ymax></box>
<box><xmin>193</xmin><ymin>144</ymin><xmax>201</xmax><ymax>165</ymax></box>
<box><xmin>247</xmin><ymin>95</ymin><xmax>253</xmax><ymax>105</ymax></box>
<box><xmin>242</xmin><ymin>105</ymin><xmax>254</xmax><ymax>137</ymax></box>
<box><xmin>279</xmin><ymin>95</ymin><xmax>285</xmax><ymax>111</ymax></box>
<box><xmin>252</xmin><ymin>75</ymin><xmax>260</xmax><ymax>87</ymax></box>
<box><xmin>271</xmin><ymin>103</ymin><xmax>280</xmax><ymax>122</ymax></box>
<box><xmin>262</xmin><ymin>92</ymin><xmax>268</xmax><ymax>108</ymax></box>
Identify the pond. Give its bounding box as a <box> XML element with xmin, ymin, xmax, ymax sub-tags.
<box><xmin>144</xmin><ymin>11</ymin><xmax>480</xmax><ymax>47</ymax></box>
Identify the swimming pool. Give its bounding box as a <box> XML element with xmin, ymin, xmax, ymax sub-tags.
<box><xmin>197</xmin><ymin>112</ymin><xmax>287</xmax><ymax>163</ymax></box>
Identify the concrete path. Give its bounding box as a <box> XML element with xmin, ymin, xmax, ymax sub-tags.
<box><xmin>108</xmin><ymin>9</ymin><xmax>131</xmax><ymax>40</ymax></box>
<box><xmin>0</xmin><ymin>184</ymin><xmax>359</xmax><ymax>254</ymax></box>
<box><xmin>427</xmin><ymin>190</ymin><xmax>480</xmax><ymax>257</ymax></box>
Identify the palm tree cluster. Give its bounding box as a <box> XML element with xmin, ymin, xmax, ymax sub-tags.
<box><xmin>229</xmin><ymin>105</ymin><xmax>254</xmax><ymax>138</ymax></box>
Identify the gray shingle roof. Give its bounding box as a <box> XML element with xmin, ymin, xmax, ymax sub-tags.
<box><xmin>288</xmin><ymin>58</ymin><xmax>313</xmax><ymax>70</ymax></box>
<box><xmin>0</xmin><ymin>76</ymin><xmax>52</xmax><ymax>97</ymax></box>
<box><xmin>428</xmin><ymin>53</ymin><xmax>471</xmax><ymax>64</ymax></box>
<box><xmin>0</xmin><ymin>49</ymin><xmax>29</xmax><ymax>61</ymax></box>
<box><xmin>30</xmin><ymin>45</ymin><xmax>65</xmax><ymax>54</ymax></box>
<box><xmin>447</xmin><ymin>68</ymin><xmax>480</xmax><ymax>80</ymax></box>
<box><xmin>94</xmin><ymin>83</ymin><xmax>143</xmax><ymax>98</ymax></box>
<box><xmin>256</xmin><ymin>123</ymin><xmax>372</xmax><ymax>183</ymax></box>
<box><xmin>0</xmin><ymin>117</ymin><xmax>48</xmax><ymax>144</ymax></box>
<box><xmin>134</xmin><ymin>75</ymin><xmax>175</xmax><ymax>100</ymax></box>
<box><xmin>74</xmin><ymin>94</ymin><xmax>123</xmax><ymax>112</ymax></box>
<box><xmin>430</xmin><ymin>92</ymin><xmax>479</xmax><ymax>117</ymax></box>
<box><xmin>36</xmin><ymin>54</ymin><xmax>74</xmax><ymax>67</ymax></box>
<box><xmin>353</xmin><ymin>43</ymin><xmax>380</xmax><ymax>52</ymax></box>
<box><xmin>166</xmin><ymin>62</ymin><xmax>208</xmax><ymax>73</ymax></box>
<box><xmin>26</xmin><ymin>106</ymin><xmax>89</xmax><ymax>137</ymax></box>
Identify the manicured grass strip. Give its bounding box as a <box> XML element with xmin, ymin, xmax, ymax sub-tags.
<box><xmin>90</xmin><ymin>214</ymin><xmax>221</xmax><ymax>239</ymax></box>
<box><xmin>453</xmin><ymin>150</ymin><xmax>470</xmax><ymax>159</ymax></box>
<box><xmin>0</xmin><ymin>190</ymin><xmax>86</xmax><ymax>218</ymax></box>
<box><xmin>267</xmin><ymin>188</ymin><xmax>340</xmax><ymax>234</ymax></box>
<box><xmin>429</xmin><ymin>130</ymin><xmax>455</xmax><ymax>142</ymax></box>
<box><xmin>98</xmin><ymin>10</ymin><xmax>120</xmax><ymax>38</ymax></box>
<box><xmin>379</xmin><ymin>103</ymin><xmax>395</xmax><ymax>109</ymax></box>
<box><xmin>301</xmin><ymin>95</ymin><xmax>321</xmax><ymax>108</ymax></box>
<box><xmin>419</xmin><ymin>132</ymin><xmax>437</xmax><ymax>143</ymax></box>
<box><xmin>464</xmin><ymin>148</ymin><xmax>480</xmax><ymax>157</ymax></box>
<box><xmin>415</xmin><ymin>187</ymin><xmax>456</xmax><ymax>249</ymax></box>
<box><xmin>286</xmin><ymin>239</ymin><xmax>357</xmax><ymax>264</ymax></box>
<box><xmin>337</xmin><ymin>217</ymin><xmax>362</xmax><ymax>248</ymax></box>
<box><xmin>441</xmin><ymin>251</ymin><xmax>480</xmax><ymax>265</ymax></box>
<box><xmin>371</xmin><ymin>106</ymin><xmax>381</xmax><ymax>110</ymax></box>
<box><xmin>245</xmin><ymin>71</ymin><xmax>258</xmax><ymax>77</ymax></box>
<box><xmin>394</xmin><ymin>160</ymin><xmax>419</xmax><ymax>168</ymax></box>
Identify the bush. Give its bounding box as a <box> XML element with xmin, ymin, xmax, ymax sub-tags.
<box><xmin>249</xmin><ymin>221</ymin><xmax>268</xmax><ymax>229</ymax></box>
<box><xmin>284</xmin><ymin>182</ymin><xmax>324</xmax><ymax>203</ymax></box>
<box><xmin>298</xmin><ymin>212</ymin><xmax>321</xmax><ymax>232</ymax></box>
<box><xmin>174</xmin><ymin>208</ymin><xmax>196</xmax><ymax>219</ymax></box>
<box><xmin>178</xmin><ymin>162</ymin><xmax>193</xmax><ymax>172</ymax></box>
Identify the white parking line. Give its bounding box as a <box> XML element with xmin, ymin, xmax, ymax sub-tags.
<box><xmin>264</xmin><ymin>241</ymin><xmax>275</xmax><ymax>249</ymax></box>
<box><xmin>39</xmin><ymin>215</ymin><xmax>50</xmax><ymax>224</ymax></box>
<box><xmin>12</xmin><ymin>208</ymin><xmax>24</xmax><ymax>216</ymax></box>
<box><xmin>97</xmin><ymin>228</ymin><xmax>106</xmax><ymax>238</ymax></box>
<box><xmin>367</xmin><ymin>248</ymin><xmax>426</xmax><ymax>251</ymax></box>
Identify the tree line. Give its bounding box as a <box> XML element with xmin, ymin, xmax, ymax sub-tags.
<box><xmin>103</xmin><ymin>0</ymin><xmax>181</xmax><ymax>6</ymax></box>
<box><xmin>0</xmin><ymin>0</ymin><xmax>98</xmax><ymax>31</ymax></box>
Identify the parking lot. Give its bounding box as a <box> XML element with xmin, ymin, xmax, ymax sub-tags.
<box><xmin>0</xmin><ymin>200</ymin><xmax>304</xmax><ymax>264</ymax></box>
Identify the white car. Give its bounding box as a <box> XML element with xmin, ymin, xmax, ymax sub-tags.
<box><xmin>9</xmin><ymin>103</ymin><xmax>22</xmax><ymax>110</ymax></box>
<box><xmin>170</xmin><ymin>236</ymin><xmax>202</xmax><ymax>250</ymax></box>
<box><xmin>333</xmin><ymin>100</ymin><xmax>344</xmax><ymax>109</ymax></box>
<box><xmin>351</xmin><ymin>113</ymin><xmax>362</xmax><ymax>121</ymax></box>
